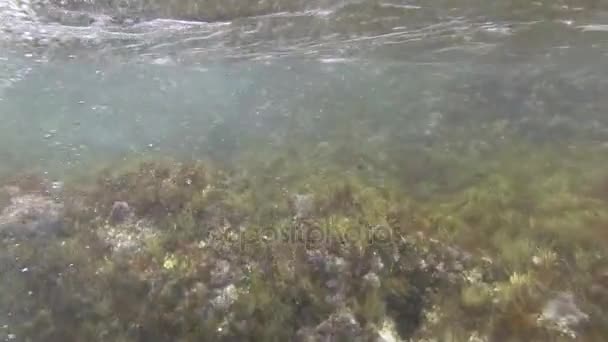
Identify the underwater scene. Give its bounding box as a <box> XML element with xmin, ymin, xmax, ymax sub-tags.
<box><xmin>1</xmin><ymin>0</ymin><xmax>608</xmax><ymax>341</ymax></box>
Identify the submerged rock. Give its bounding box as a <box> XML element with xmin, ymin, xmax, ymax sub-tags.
<box><xmin>210</xmin><ymin>259</ymin><xmax>233</xmax><ymax>288</ymax></box>
<box><xmin>99</xmin><ymin>218</ymin><xmax>157</xmax><ymax>255</ymax></box>
<box><xmin>539</xmin><ymin>292</ymin><xmax>589</xmax><ymax>338</ymax></box>
<box><xmin>290</xmin><ymin>193</ymin><xmax>315</xmax><ymax>219</ymax></box>
<box><xmin>377</xmin><ymin>318</ymin><xmax>401</xmax><ymax>342</ymax></box>
<box><xmin>108</xmin><ymin>201</ymin><xmax>133</xmax><ymax>225</ymax></box>
<box><xmin>210</xmin><ymin>284</ymin><xmax>238</xmax><ymax>311</ymax></box>
<box><xmin>363</xmin><ymin>272</ymin><xmax>381</xmax><ymax>289</ymax></box>
<box><xmin>297</xmin><ymin>309</ymin><xmax>365</xmax><ymax>342</ymax></box>
<box><xmin>100</xmin><ymin>200</ymin><xmax>159</xmax><ymax>255</ymax></box>
<box><xmin>325</xmin><ymin>255</ymin><xmax>348</xmax><ymax>274</ymax></box>
<box><xmin>370</xmin><ymin>253</ymin><xmax>385</xmax><ymax>272</ymax></box>
<box><xmin>0</xmin><ymin>194</ymin><xmax>63</xmax><ymax>236</ymax></box>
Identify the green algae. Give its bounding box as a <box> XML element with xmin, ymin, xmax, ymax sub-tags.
<box><xmin>1</xmin><ymin>132</ymin><xmax>608</xmax><ymax>341</ymax></box>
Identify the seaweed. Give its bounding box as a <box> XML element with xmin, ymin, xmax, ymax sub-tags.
<box><xmin>2</xmin><ymin>125</ymin><xmax>608</xmax><ymax>341</ymax></box>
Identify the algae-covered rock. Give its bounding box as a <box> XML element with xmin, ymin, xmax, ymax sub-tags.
<box><xmin>296</xmin><ymin>309</ymin><xmax>366</xmax><ymax>342</ymax></box>
<box><xmin>108</xmin><ymin>201</ymin><xmax>133</xmax><ymax>225</ymax></box>
<box><xmin>0</xmin><ymin>193</ymin><xmax>63</xmax><ymax>236</ymax></box>
<box><xmin>2</xmin><ymin>140</ymin><xmax>608</xmax><ymax>342</ymax></box>
<box><xmin>290</xmin><ymin>193</ymin><xmax>316</xmax><ymax>219</ymax></box>
<box><xmin>363</xmin><ymin>272</ymin><xmax>381</xmax><ymax>289</ymax></box>
<box><xmin>210</xmin><ymin>283</ymin><xmax>239</xmax><ymax>311</ymax></box>
<box><xmin>99</xmin><ymin>218</ymin><xmax>158</xmax><ymax>255</ymax></box>
<box><xmin>539</xmin><ymin>292</ymin><xmax>589</xmax><ymax>338</ymax></box>
<box><xmin>210</xmin><ymin>259</ymin><xmax>241</xmax><ymax>288</ymax></box>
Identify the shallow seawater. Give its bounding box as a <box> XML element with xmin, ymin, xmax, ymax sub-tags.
<box><xmin>1</xmin><ymin>0</ymin><xmax>608</xmax><ymax>341</ymax></box>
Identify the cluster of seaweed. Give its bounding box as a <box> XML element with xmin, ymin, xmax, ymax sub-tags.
<box><xmin>1</xmin><ymin>127</ymin><xmax>608</xmax><ymax>341</ymax></box>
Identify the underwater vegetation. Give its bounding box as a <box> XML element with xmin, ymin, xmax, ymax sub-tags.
<box><xmin>1</xmin><ymin>127</ymin><xmax>608</xmax><ymax>342</ymax></box>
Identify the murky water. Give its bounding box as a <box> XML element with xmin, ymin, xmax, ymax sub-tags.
<box><xmin>1</xmin><ymin>0</ymin><xmax>607</xmax><ymax>174</ymax></box>
<box><xmin>1</xmin><ymin>0</ymin><xmax>608</xmax><ymax>341</ymax></box>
